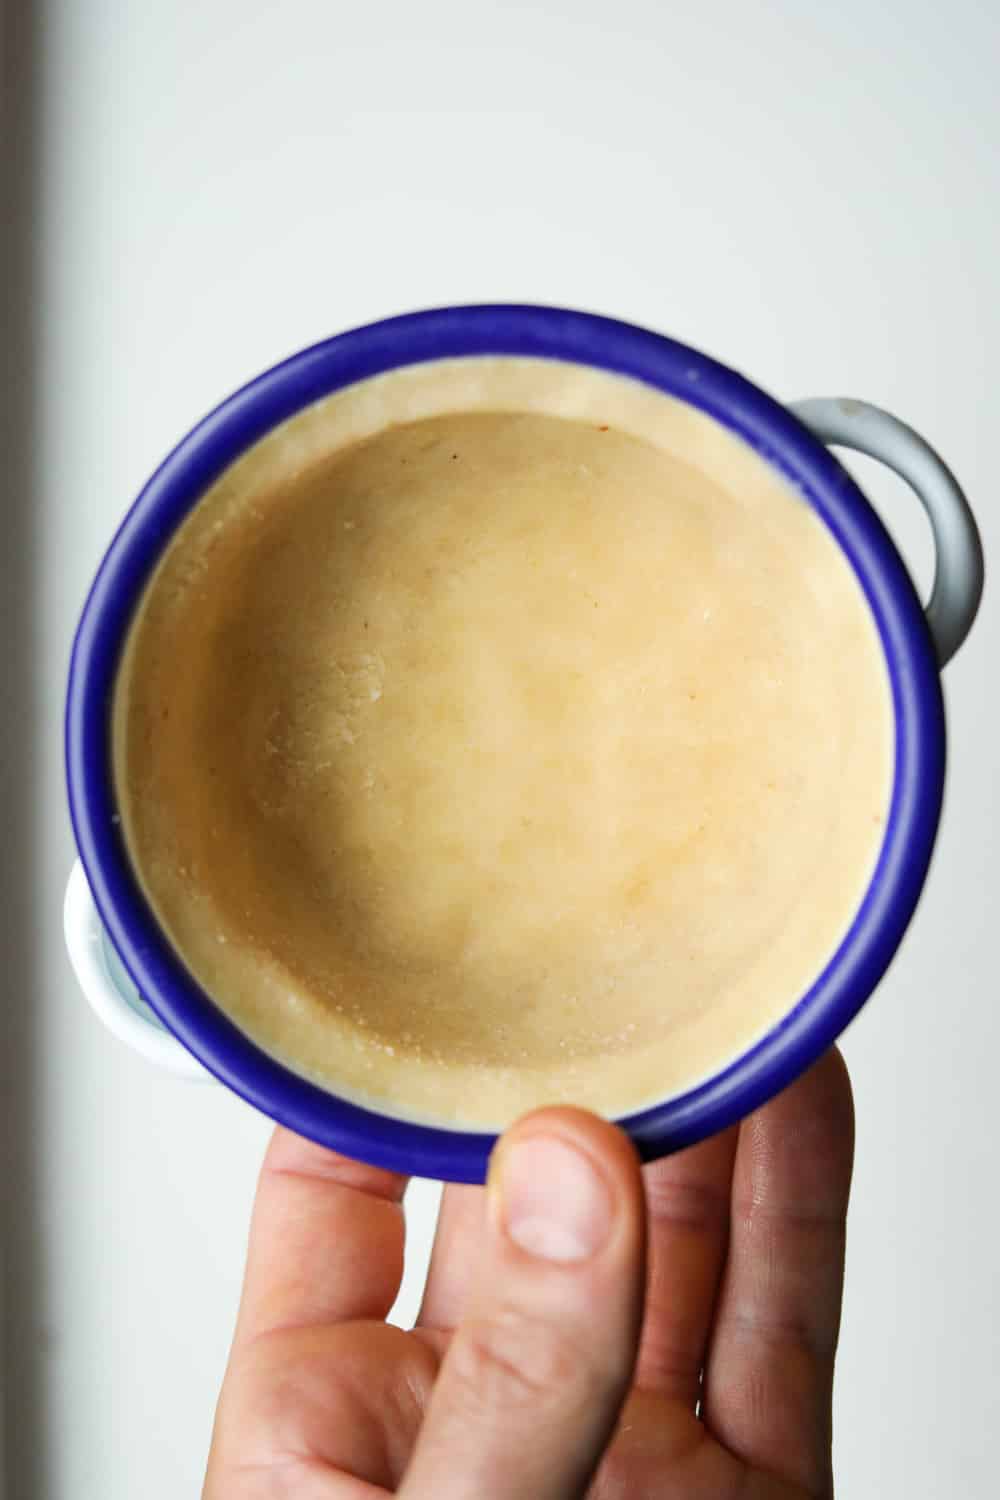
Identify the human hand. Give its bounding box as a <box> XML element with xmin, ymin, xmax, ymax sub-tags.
<box><xmin>203</xmin><ymin>1049</ymin><xmax>853</xmax><ymax>1499</ymax></box>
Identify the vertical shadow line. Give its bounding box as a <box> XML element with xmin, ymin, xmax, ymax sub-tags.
<box><xmin>2</xmin><ymin>1</ymin><xmax>47</xmax><ymax>1495</ymax></box>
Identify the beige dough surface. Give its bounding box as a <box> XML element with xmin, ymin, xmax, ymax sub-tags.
<box><xmin>114</xmin><ymin>357</ymin><xmax>893</xmax><ymax>1126</ymax></box>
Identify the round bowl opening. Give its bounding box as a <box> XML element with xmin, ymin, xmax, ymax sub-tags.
<box><xmin>66</xmin><ymin>307</ymin><xmax>945</xmax><ymax>1181</ymax></box>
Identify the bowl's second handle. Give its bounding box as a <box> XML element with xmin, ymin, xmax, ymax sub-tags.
<box><xmin>63</xmin><ymin>860</ymin><xmax>212</xmax><ymax>1079</ymax></box>
<box><xmin>791</xmin><ymin>398</ymin><xmax>984</xmax><ymax>667</ymax></box>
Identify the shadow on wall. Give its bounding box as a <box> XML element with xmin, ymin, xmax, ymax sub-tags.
<box><xmin>1</xmin><ymin>2</ymin><xmax>49</xmax><ymax>1495</ymax></box>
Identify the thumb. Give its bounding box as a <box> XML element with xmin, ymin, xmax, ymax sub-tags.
<box><xmin>400</xmin><ymin>1108</ymin><xmax>647</xmax><ymax>1500</ymax></box>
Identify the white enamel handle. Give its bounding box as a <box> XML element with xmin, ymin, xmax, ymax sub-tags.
<box><xmin>791</xmin><ymin>398</ymin><xmax>984</xmax><ymax>666</ymax></box>
<box><xmin>64</xmin><ymin>860</ymin><xmax>212</xmax><ymax>1080</ymax></box>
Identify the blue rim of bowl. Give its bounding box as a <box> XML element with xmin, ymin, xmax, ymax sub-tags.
<box><xmin>65</xmin><ymin>304</ymin><xmax>945</xmax><ymax>1183</ymax></box>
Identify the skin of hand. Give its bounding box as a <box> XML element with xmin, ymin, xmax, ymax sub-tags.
<box><xmin>203</xmin><ymin>1048</ymin><xmax>854</xmax><ymax>1500</ymax></box>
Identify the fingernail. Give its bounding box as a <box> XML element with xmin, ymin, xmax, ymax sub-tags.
<box><xmin>495</xmin><ymin>1135</ymin><xmax>613</xmax><ymax>1264</ymax></box>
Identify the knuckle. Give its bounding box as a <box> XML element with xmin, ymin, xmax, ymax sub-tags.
<box><xmin>450</xmin><ymin>1308</ymin><xmax>606</xmax><ymax>1415</ymax></box>
<box><xmin>643</xmin><ymin>1173</ymin><xmax>730</xmax><ymax>1235</ymax></box>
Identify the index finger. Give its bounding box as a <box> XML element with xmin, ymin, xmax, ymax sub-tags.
<box><xmin>703</xmin><ymin>1048</ymin><xmax>855</xmax><ymax>1494</ymax></box>
<box><xmin>233</xmin><ymin>1126</ymin><xmax>409</xmax><ymax>1348</ymax></box>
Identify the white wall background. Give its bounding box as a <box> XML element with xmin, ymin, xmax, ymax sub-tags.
<box><xmin>3</xmin><ymin>0</ymin><xmax>998</xmax><ymax>1495</ymax></box>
